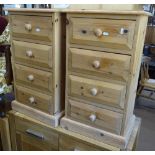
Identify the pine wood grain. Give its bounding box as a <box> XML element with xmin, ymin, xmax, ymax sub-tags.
<box><xmin>69</xmin><ymin>17</ymin><xmax>135</xmax><ymax>51</ymax></box>
<box><xmin>15</xmin><ymin>85</ymin><xmax>53</xmax><ymax>114</ymax></box>
<box><xmin>68</xmin><ymin>99</ymin><xmax>123</xmax><ymax>134</ymax></box>
<box><xmin>14</xmin><ymin>64</ymin><xmax>53</xmax><ymax>93</ymax></box>
<box><xmin>13</xmin><ymin>40</ymin><xmax>53</xmax><ymax>69</ymax></box>
<box><xmin>68</xmin><ymin>75</ymin><xmax>126</xmax><ymax>109</ymax></box>
<box><xmin>10</xmin><ymin>15</ymin><xmax>53</xmax><ymax>44</ymax></box>
<box><xmin>68</xmin><ymin>48</ymin><xmax>131</xmax><ymax>82</ymax></box>
<box><xmin>0</xmin><ymin>117</ymin><xmax>11</xmax><ymax>150</ymax></box>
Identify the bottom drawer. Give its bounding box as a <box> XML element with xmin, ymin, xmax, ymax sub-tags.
<box><xmin>59</xmin><ymin>135</ymin><xmax>104</xmax><ymax>151</ymax></box>
<box><xmin>16</xmin><ymin>131</ymin><xmax>56</xmax><ymax>151</ymax></box>
<box><xmin>68</xmin><ymin>100</ymin><xmax>123</xmax><ymax>135</ymax></box>
<box><xmin>15</xmin><ymin>85</ymin><xmax>53</xmax><ymax>114</ymax></box>
<box><xmin>15</xmin><ymin>114</ymin><xmax>59</xmax><ymax>151</ymax></box>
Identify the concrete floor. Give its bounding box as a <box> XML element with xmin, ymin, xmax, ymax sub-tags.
<box><xmin>134</xmin><ymin>93</ymin><xmax>155</xmax><ymax>151</ymax></box>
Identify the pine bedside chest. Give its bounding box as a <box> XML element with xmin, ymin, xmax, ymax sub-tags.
<box><xmin>60</xmin><ymin>10</ymin><xmax>150</xmax><ymax>149</ymax></box>
<box><xmin>8</xmin><ymin>9</ymin><xmax>65</xmax><ymax>127</ymax></box>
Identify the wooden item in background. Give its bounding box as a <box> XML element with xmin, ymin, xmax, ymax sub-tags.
<box><xmin>0</xmin><ymin>116</ymin><xmax>11</xmax><ymax>150</ymax></box>
<box><xmin>152</xmin><ymin>28</ymin><xmax>155</xmax><ymax>44</ymax></box>
<box><xmin>150</xmin><ymin>46</ymin><xmax>155</xmax><ymax>56</ymax></box>
<box><xmin>137</xmin><ymin>56</ymin><xmax>155</xmax><ymax>100</ymax></box>
<box><xmin>145</xmin><ymin>26</ymin><xmax>155</xmax><ymax>44</ymax></box>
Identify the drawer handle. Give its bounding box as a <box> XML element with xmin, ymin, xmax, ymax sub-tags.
<box><xmin>26</xmin><ymin>50</ymin><xmax>33</xmax><ymax>57</ymax></box>
<box><xmin>27</xmin><ymin>75</ymin><xmax>34</xmax><ymax>81</ymax></box>
<box><xmin>89</xmin><ymin>114</ymin><xmax>96</xmax><ymax>122</ymax></box>
<box><xmin>102</xmin><ymin>31</ymin><xmax>109</xmax><ymax>36</ymax></box>
<box><xmin>26</xmin><ymin>129</ymin><xmax>44</xmax><ymax>140</ymax></box>
<box><xmin>92</xmin><ymin>60</ymin><xmax>100</xmax><ymax>69</ymax></box>
<box><xmin>25</xmin><ymin>23</ymin><xmax>32</xmax><ymax>31</ymax></box>
<box><xmin>94</xmin><ymin>28</ymin><xmax>102</xmax><ymax>37</ymax></box>
<box><xmin>120</xmin><ymin>28</ymin><xmax>128</xmax><ymax>35</ymax></box>
<box><xmin>29</xmin><ymin>97</ymin><xmax>36</xmax><ymax>105</ymax></box>
<box><xmin>90</xmin><ymin>88</ymin><xmax>98</xmax><ymax>96</ymax></box>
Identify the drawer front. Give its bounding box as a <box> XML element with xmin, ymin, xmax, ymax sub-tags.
<box><xmin>11</xmin><ymin>15</ymin><xmax>53</xmax><ymax>43</ymax></box>
<box><xmin>68</xmin><ymin>100</ymin><xmax>123</xmax><ymax>134</ymax></box>
<box><xmin>16</xmin><ymin>132</ymin><xmax>57</xmax><ymax>151</ymax></box>
<box><xmin>15</xmin><ymin>115</ymin><xmax>58</xmax><ymax>150</ymax></box>
<box><xmin>68</xmin><ymin>75</ymin><xmax>126</xmax><ymax>109</ymax></box>
<box><xmin>69</xmin><ymin>17</ymin><xmax>135</xmax><ymax>51</ymax></box>
<box><xmin>59</xmin><ymin>135</ymin><xmax>104</xmax><ymax>151</ymax></box>
<box><xmin>15</xmin><ymin>64</ymin><xmax>53</xmax><ymax>93</ymax></box>
<box><xmin>69</xmin><ymin>48</ymin><xmax>131</xmax><ymax>82</ymax></box>
<box><xmin>13</xmin><ymin>40</ymin><xmax>53</xmax><ymax>69</ymax></box>
<box><xmin>16</xmin><ymin>85</ymin><xmax>53</xmax><ymax>114</ymax></box>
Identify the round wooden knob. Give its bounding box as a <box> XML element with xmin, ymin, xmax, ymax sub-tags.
<box><xmin>92</xmin><ymin>60</ymin><xmax>100</xmax><ymax>69</ymax></box>
<box><xmin>94</xmin><ymin>28</ymin><xmax>102</xmax><ymax>37</ymax></box>
<box><xmin>90</xmin><ymin>88</ymin><xmax>98</xmax><ymax>96</ymax></box>
<box><xmin>26</xmin><ymin>50</ymin><xmax>33</xmax><ymax>57</ymax></box>
<box><xmin>25</xmin><ymin>23</ymin><xmax>32</xmax><ymax>31</ymax></box>
<box><xmin>29</xmin><ymin>97</ymin><xmax>36</xmax><ymax>104</ymax></box>
<box><xmin>89</xmin><ymin>114</ymin><xmax>96</xmax><ymax>122</ymax></box>
<box><xmin>27</xmin><ymin>75</ymin><xmax>34</xmax><ymax>81</ymax></box>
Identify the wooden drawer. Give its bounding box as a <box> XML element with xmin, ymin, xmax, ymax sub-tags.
<box><xmin>68</xmin><ymin>75</ymin><xmax>126</xmax><ymax>109</ymax></box>
<box><xmin>59</xmin><ymin>135</ymin><xmax>104</xmax><ymax>151</ymax></box>
<box><xmin>13</xmin><ymin>40</ymin><xmax>53</xmax><ymax>69</ymax></box>
<box><xmin>16</xmin><ymin>132</ymin><xmax>55</xmax><ymax>151</ymax></box>
<box><xmin>14</xmin><ymin>64</ymin><xmax>53</xmax><ymax>93</ymax></box>
<box><xmin>69</xmin><ymin>17</ymin><xmax>135</xmax><ymax>51</ymax></box>
<box><xmin>10</xmin><ymin>15</ymin><xmax>53</xmax><ymax>43</ymax></box>
<box><xmin>68</xmin><ymin>100</ymin><xmax>123</xmax><ymax>134</ymax></box>
<box><xmin>15</xmin><ymin>85</ymin><xmax>53</xmax><ymax>114</ymax></box>
<box><xmin>69</xmin><ymin>48</ymin><xmax>131</xmax><ymax>82</ymax></box>
<box><xmin>15</xmin><ymin>115</ymin><xmax>58</xmax><ymax>150</ymax></box>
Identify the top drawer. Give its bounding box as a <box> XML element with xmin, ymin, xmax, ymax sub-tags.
<box><xmin>69</xmin><ymin>17</ymin><xmax>136</xmax><ymax>52</ymax></box>
<box><xmin>10</xmin><ymin>15</ymin><xmax>53</xmax><ymax>44</ymax></box>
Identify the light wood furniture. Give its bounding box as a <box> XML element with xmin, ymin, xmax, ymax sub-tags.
<box><xmin>8</xmin><ymin>110</ymin><xmax>141</xmax><ymax>151</ymax></box>
<box><xmin>6</xmin><ymin>8</ymin><xmax>150</xmax><ymax>150</ymax></box>
<box><xmin>0</xmin><ymin>116</ymin><xmax>11</xmax><ymax>150</ymax></box>
<box><xmin>145</xmin><ymin>26</ymin><xmax>155</xmax><ymax>44</ymax></box>
<box><xmin>137</xmin><ymin>56</ymin><xmax>155</xmax><ymax>100</ymax></box>
<box><xmin>145</xmin><ymin>15</ymin><xmax>155</xmax><ymax>44</ymax></box>
<box><xmin>67</xmin><ymin>4</ymin><xmax>144</xmax><ymax>11</ymax></box>
<box><xmin>60</xmin><ymin>10</ymin><xmax>150</xmax><ymax>149</ymax></box>
<box><xmin>8</xmin><ymin>9</ymin><xmax>64</xmax><ymax>127</ymax></box>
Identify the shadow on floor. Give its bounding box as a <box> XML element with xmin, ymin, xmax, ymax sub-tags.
<box><xmin>134</xmin><ymin>96</ymin><xmax>155</xmax><ymax>151</ymax></box>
